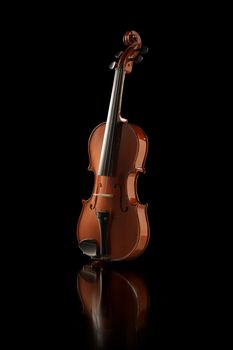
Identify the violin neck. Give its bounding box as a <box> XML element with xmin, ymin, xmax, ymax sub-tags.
<box><xmin>98</xmin><ymin>67</ymin><xmax>126</xmax><ymax>176</ymax></box>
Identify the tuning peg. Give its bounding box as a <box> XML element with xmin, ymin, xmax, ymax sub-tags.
<box><xmin>134</xmin><ymin>55</ymin><xmax>143</xmax><ymax>64</ymax></box>
<box><xmin>109</xmin><ymin>61</ymin><xmax>117</xmax><ymax>70</ymax></box>
<box><xmin>140</xmin><ymin>46</ymin><xmax>149</xmax><ymax>55</ymax></box>
<box><xmin>115</xmin><ymin>51</ymin><xmax>123</xmax><ymax>58</ymax></box>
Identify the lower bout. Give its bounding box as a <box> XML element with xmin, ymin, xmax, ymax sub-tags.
<box><xmin>77</xmin><ymin>204</ymin><xmax>150</xmax><ymax>261</ymax></box>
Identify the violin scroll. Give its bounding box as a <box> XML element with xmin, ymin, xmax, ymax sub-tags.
<box><xmin>123</xmin><ymin>30</ymin><xmax>142</xmax><ymax>48</ymax></box>
<box><xmin>110</xmin><ymin>30</ymin><xmax>149</xmax><ymax>74</ymax></box>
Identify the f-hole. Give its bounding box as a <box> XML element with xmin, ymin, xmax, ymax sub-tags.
<box><xmin>90</xmin><ymin>182</ymin><xmax>102</xmax><ymax>209</ymax></box>
<box><xmin>114</xmin><ymin>183</ymin><xmax>128</xmax><ymax>212</ymax></box>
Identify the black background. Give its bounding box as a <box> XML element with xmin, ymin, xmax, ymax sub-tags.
<box><xmin>6</xmin><ymin>4</ymin><xmax>221</xmax><ymax>347</ymax></box>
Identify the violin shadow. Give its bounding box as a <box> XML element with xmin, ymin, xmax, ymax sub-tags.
<box><xmin>77</xmin><ymin>264</ymin><xmax>150</xmax><ymax>349</ymax></box>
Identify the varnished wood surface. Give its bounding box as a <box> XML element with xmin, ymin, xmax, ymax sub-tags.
<box><xmin>77</xmin><ymin>121</ymin><xmax>150</xmax><ymax>261</ymax></box>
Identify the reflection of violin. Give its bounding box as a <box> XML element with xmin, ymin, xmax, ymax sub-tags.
<box><xmin>77</xmin><ymin>31</ymin><xmax>150</xmax><ymax>261</ymax></box>
<box><xmin>77</xmin><ymin>265</ymin><xmax>150</xmax><ymax>349</ymax></box>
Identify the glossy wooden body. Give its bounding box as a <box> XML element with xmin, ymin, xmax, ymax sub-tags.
<box><xmin>77</xmin><ymin>120</ymin><xmax>150</xmax><ymax>261</ymax></box>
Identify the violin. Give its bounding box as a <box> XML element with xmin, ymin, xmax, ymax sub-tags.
<box><xmin>77</xmin><ymin>31</ymin><xmax>149</xmax><ymax>261</ymax></box>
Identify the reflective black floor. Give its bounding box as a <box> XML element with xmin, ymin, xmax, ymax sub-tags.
<box><xmin>58</xmin><ymin>249</ymin><xmax>175</xmax><ymax>349</ymax></box>
<box><xmin>13</xmin><ymin>225</ymin><xmax>196</xmax><ymax>349</ymax></box>
<box><xmin>62</xmin><ymin>269</ymin><xmax>154</xmax><ymax>348</ymax></box>
<box><xmin>77</xmin><ymin>264</ymin><xmax>150</xmax><ymax>349</ymax></box>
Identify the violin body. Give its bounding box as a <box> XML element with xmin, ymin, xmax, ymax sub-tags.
<box><xmin>77</xmin><ymin>31</ymin><xmax>150</xmax><ymax>261</ymax></box>
<box><xmin>77</xmin><ymin>121</ymin><xmax>149</xmax><ymax>261</ymax></box>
